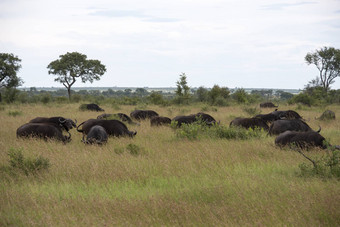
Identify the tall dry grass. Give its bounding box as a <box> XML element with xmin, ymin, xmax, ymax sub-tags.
<box><xmin>0</xmin><ymin>103</ymin><xmax>340</xmax><ymax>226</ymax></box>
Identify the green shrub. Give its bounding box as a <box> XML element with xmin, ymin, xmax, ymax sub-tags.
<box><xmin>71</xmin><ymin>94</ymin><xmax>82</xmax><ymax>103</ymax></box>
<box><xmin>175</xmin><ymin>122</ymin><xmax>203</xmax><ymax>140</ymax></box>
<box><xmin>174</xmin><ymin>121</ymin><xmax>263</xmax><ymax>140</ymax></box>
<box><xmin>55</xmin><ymin>96</ymin><xmax>69</xmax><ymax>103</ymax></box>
<box><xmin>212</xmin><ymin>125</ymin><xmax>263</xmax><ymax>140</ymax></box>
<box><xmin>41</xmin><ymin>94</ymin><xmax>52</xmax><ymax>104</ymax></box>
<box><xmin>79</xmin><ymin>104</ymin><xmax>88</xmax><ymax>111</ymax></box>
<box><xmin>8</xmin><ymin>148</ymin><xmax>50</xmax><ymax>176</ymax></box>
<box><xmin>8</xmin><ymin>110</ymin><xmax>22</xmax><ymax>117</ymax></box>
<box><xmin>126</xmin><ymin>143</ymin><xmax>141</xmax><ymax>156</ymax></box>
<box><xmin>288</xmin><ymin>93</ymin><xmax>314</xmax><ymax>106</ymax></box>
<box><xmin>298</xmin><ymin>148</ymin><xmax>340</xmax><ymax>179</ymax></box>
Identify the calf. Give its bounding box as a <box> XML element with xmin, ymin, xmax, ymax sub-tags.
<box><xmin>83</xmin><ymin>125</ymin><xmax>108</xmax><ymax>145</ymax></box>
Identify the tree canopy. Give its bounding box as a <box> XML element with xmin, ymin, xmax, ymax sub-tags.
<box><xmin>305</xmin><ymin>46</ymin><xmax>340</xmax><ymax>92</ymax></box>
<box><xmin>0</xmin><ymin>53</ymin><xmax>23</xmax><ymax>89</ymax></box>
<box><xmin>47</xmin><ymin>52</ymin><xmax>106</xmax><ymax>100</ymax></box>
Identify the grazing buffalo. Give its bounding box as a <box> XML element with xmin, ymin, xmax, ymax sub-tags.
<box><xmin>17</xmin><ymin>123</ymin><xmax>71</xmax><ymax>143</ymax></box>
<box><xmin>317</xmin><ymin>110</ymin><xmax>335</xmax><ymax>120</ymax></box>
<box><xmin>271</xmin><ymin>109</ymin><xmax>303</xmax><ymax>120</ymax></box>
<box><xmin>268</xmin><ymin>119</ymin><xmax>316</xmax><ymax>136</ymax></box>
<box><xmin>77</xmin><ymin>119</ymin><xmax>136</xmax><ymax>137</ymax></box>
<box><xmin>254</xmin><ymin>113</ymin><xmax>280</xmax><ymax>124</ymax></box>
<box><xmin>83</xmin><ymin>125</ymin><xmax>108</xmax><ymax>145</ymax></box>
<box><xmin>29</xmin><ymin>117</ymin><xmax>76</xmax><ymax>131</ymax></box>
<box><xmin>97</xmin><ymin>113</ymin><xmax>139</xmax><ymax>125</ymax></box>
<box><xmin>172</xmin><ymin>112</ymin><xmax>217</xmax><ymax>127</ymax></box>
<box><xmin>229</xmin><ymin>117</ymin><xmax>269</xmax><ymax>130</ymax></box>
<box><xmin>275</xmin><ymin>130</ymin><xmax>326</xmax><ymax>149</ymax></box>
<box><xmin>130</xmin><ymin>110</ymin><xmax>159</xmax><ymax>120</ymax></box>
<box><xmin>150</xmin><ymin>116</ymin><xmax>171</xmax><ymax>126</ymax></box>
<box><xmin>260</xmin><ymin>102</ymin><xmax>278</xmax><ymax>108</ymax></box>
<box><xmin>81</xmin><ymin>103</ymin><xmax>104</xmax><ymax>112</ymax></box>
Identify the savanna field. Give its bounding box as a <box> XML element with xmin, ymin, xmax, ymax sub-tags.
<box><xmin>1</xmin><ymin>103</ymin><xmax>340</xmax><ymax>226</ymax></box>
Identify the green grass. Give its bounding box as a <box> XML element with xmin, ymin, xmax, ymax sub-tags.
<box><xmin>0</xmin><ymin>103</ymin><xmax>340</xmax><ymax>226</ymax></box>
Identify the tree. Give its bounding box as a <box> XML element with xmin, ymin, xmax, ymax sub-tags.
<box><xmin>175</xmin><ymin>73</ymin><xmax>191</xmax><ymax>104</ymax></box>
<box><xmin>47</xmin><ymin>52</ymin><xmax>106</xmax><ymax>100</ymax></box>
<box><xmin>0</xmin><ymin>53</ymin><xmax>23</xmax><ymax>102</ymax></box>
<box><xmin>305</xmin><ymin>47</ymin><xmax>340</xmax><ymax>92</ymax></box>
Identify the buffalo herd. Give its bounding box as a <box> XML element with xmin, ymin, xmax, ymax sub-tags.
<box><xmin>16</xmin><ymin>106</ymin><xmax>339</xmax><ymax>150</ymax></box>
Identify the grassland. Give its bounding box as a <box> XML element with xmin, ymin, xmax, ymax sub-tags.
<box><xmin>1</xmin><ymin>103</ymin><xmax>340</xmax><ymax>226</ymax></box>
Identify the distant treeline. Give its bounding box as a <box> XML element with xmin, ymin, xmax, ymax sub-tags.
<box><xmin>1</xmin><ymin>86</ymin><xmax>340</xmax><ymax>106</ymax></box>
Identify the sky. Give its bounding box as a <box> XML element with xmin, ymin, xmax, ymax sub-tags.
<box><xmin>1</xmin><ymin>0</ymin><xmax>340</xmax><ymax>90</ymax></box>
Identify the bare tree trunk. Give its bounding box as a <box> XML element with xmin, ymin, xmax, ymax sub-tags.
<box><xmin>67</xmin><ymin>87</ymin><xmax>71</xmax><ymax>100</ymax></box>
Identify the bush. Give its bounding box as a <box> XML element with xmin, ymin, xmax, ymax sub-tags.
<box><xmin>288</xmin><ymin>93</ymin><xmax>314</xmax><ymax>106</ymax></box>
<box><xmin>298</xmin><ymin>148</ymin><xmax>340</xmax><ymax>179</ymax></box>
<box><xmin>71</xmin><ymin>94</ymin><xmax>82</xmax><ymax>103</ymax></box>
<box><xmin>8</xmin><ymin>110</ymin><xmax>22</xmax><ymax>117</ymax></box>
<box><xmin>174</xmin><ymin>121</ymin><xmax>264</xmax><ymax>140</ymax></box>
<box><xmin>55</xmin><ymin>96</ymin><xmax>69</xmax><ymax>103</ymax></box>
<box><xmin>8</xmin><ymin>148</ymin><xmax>50</xmax><ymax>176</ymax></box>
<box><xmin>41</xmin><ymin>94</ymin><xmax>52</xmax><ymax>104</ymax></box>
<box><xmin>126</xmin><ymin>143</ymin><xmax>142</xmax><ymax>156</ymax></box>
<box><xmin>3</xmin><ymin>88</ymin><xmax>20</xmax><ymax>103</ymax></box>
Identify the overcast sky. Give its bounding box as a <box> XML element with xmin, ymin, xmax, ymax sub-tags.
<box><xmin>1</xmin><ymin>0</ymin><xmax>340</xmax><ymax>89</ymax></box>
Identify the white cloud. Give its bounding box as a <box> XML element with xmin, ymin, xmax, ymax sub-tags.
<box><xmin>0</xmin><ymin>0</ymin><xmax>340</xmax><ymax>89</ymax></box>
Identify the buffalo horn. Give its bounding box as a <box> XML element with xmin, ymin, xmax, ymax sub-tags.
<box><xmin>59</xmin><ymin>118</ymin><xmax>66</xmax><ymax>123</ymax></box>
<box><xmin>67</xmin><ymin>131</ymin><xmax>71</xmax><ymax>140</ymax></box>
<box><xmin>316</xmin><ymin>126</ymin><xmax>321</xmax><ymax>133</ymax></box>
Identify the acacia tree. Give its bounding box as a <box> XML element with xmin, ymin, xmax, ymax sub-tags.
<box><xmin>0</xmin><ymin>53</ymin><xmax>23</xmax><ymax>102</ymax></box>
<box><xmin>305</xmin><ymin>47</ymin><xmax>340</xmax><ymax>92</ymax></box>
<box><xmin>47</xmin><ymin>52</ymin><xmax>106</xmax><ymax>100</ymax></box>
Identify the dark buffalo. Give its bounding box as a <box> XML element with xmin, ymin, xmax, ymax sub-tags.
<box><xmin>229</xmin><ymin>117</ymin><xmax>269</xmax><ymax>131</ymax></box>
<box><xmin>77</xmin><ymin>119</ymin><xmax>136</xmax><ymax>137</ymax></box>
<box><xmin>81</xmin><ymin>103</ymin><xmax>104</xmax><ymax>112</ymax></box>
<box><xmin>130</xmin><ymin>110</ymin><xmax>159</xmax><ymax>120</ymax></box>
<box><xmin>83</xmin><ymin>125</ymin><xmax>108</xmax><ymax>145</ymax></box>
<box><xmin>97</xmin><ymin>113</ymin><xmax>139</xmax><ymax>125</ymax></box>
<box><xmin>275</xmin><ymin>130</ymin><xmax>326</xmax><ymax>149</ymax></box>
<box><xmin>29</xmin><ymin>116</ymin><xmax>76</xmax><ymax>131</ymax></box>
<box><xmin>260</xmin><ymin>102</ymin><xmax>278</xmax><ymax>108</ymax></box>
<box><xmin>268</xmin><ymin>119</ymin><xmax>316</xmax><ymax>136</ymax></box>
<box><xmin>150</xmin><ymin>116</ymin><xmax>171</xmax><ymax>126</ymax></box>
<box><xmin>172</xmin><ymin>112</ymin><xmax>217</xmax><ymax>127</ymax></box>
<box><xmin>271</xmin><ymin>109</ymin><xmax>303</xmax><ymax>120</ymax></box>
<box><xmin>317</xmin><ymin>110</ymin><xmax>335</xmax><ymax>120</ymax></box>
<box><xmin>254</xmin><ymin>113</ymin><xmax>280</xmax><ymax>124</ymax></box>
<box><xmin>17</xmin><ymin>123</ymin><xmax>71</xmax><ymax>143</ymax></box>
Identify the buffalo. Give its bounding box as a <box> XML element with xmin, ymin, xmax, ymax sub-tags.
<box><xmin>254</xmin><ymin>113</ymin><xmax>280</xmax><ymax>124</ymax></box>
<box><xmin>172</xmin><ymin>112</ymin><xmax>217</xmax><ymax>127</ymax></box>
<box><xmin>97</xmin><ymin>113</ymin><xmax>139</xmax><ymax>125</ymax></box>
<box><xmin>268</xmin><ymin>119</ymin><xmax>316</xmax><ymax>136</ymax></box>
<box><xmin>77</xmin><ymin>119</ymin><xmax>136</xmax><ymax>137</ymax></box>
<box><xmin>17</xmin><ymin>123</ymin><xmax>71</xmax><ymax>143</ymax></box>
<box><xmin>229</xmin><ymin>117</ymin><xmax>269</xmax><ymax>131</ymax></box>
<box><xmin>81</xmin><ymin>103</ymin><xmax>104</xmax><ymax>112</ymax></box>
<box><xmin>150</xmin><ymin>116</ymin><xmax>171</xmax><ymax>126</ymax></box>
<box><xmin>130</xmin><ymin>110</ymin><xmax>159</xmax><ymax>120</ymax></box>
<box><xmin>83</xmin><ymin>125</ymin><xmax>108</xmax><ymax>145</ymax></box>
<box><xmin>260</xmin><ymin>102</ymin><xmax>278</xmax><ymax>108</ymax></box>
<box><xmin>29</xmin><ymin>116</ymin><xmax>76</xmax><ymax>132</ymax></box>
<box><xmin>275</xmin><ymin>130</ymin><xmax>326</xmax><ymax>149</ymax></box>
<box><xmin>271</xmin><ymin>109</ymin><xmax>303</xmax><ymax>120</ymax></box>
